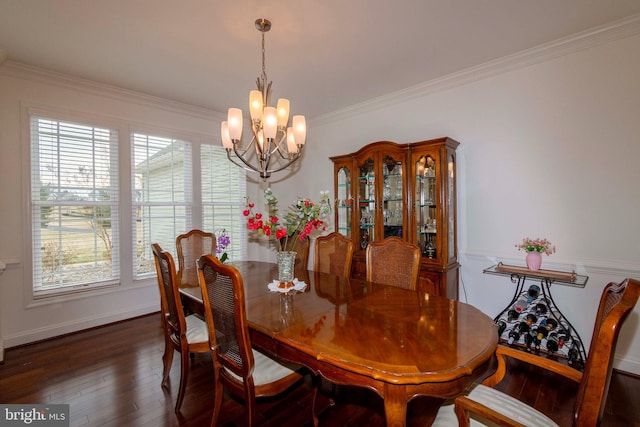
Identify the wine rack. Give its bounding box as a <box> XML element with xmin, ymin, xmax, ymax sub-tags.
<box><xmin>484</xmin><ymin>263</ymin><xmax>589</xmax><ymax>370</ymax></box>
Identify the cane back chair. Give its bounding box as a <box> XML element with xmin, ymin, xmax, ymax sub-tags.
<box><xmin>151</xmin><ymin>243</ymin><xmax>209</xmax><ymax>413</ymax></box>
<box><xmin>433</xmin><ymin>277</ymin><xmax>640</xmax><ymax>426</ymax></box>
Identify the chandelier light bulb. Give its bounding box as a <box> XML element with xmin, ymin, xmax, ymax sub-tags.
<box><xmin>227</xmin><ymin>108</ymin><xmax>243</xmax><ymax>140</ymax></box>
<box><xmin>263</xmin><ymin>107</ymin><xmax>278</xmax><ymax>139</ymax></box>
<box><xmin>292</xmin><ymin>115</ymin><xmax>306</xmax><ymax>145</ymax></box>
<box><xmin>276</xmin><ymin>98</ymin><xmax>290</xmax><ymax>128</ymax></box>
<box><xmin>221</xmin><ymin>121</ymin><xmax>233</xmax><ymax>149</ymax></box>
<box><xmin>287</xmin><ymin>127</ymin><xmax>299</xmax><ymax>154</ymax></box>
<box><xmin>249</xmin><ymin>90</ymin><xmax>263</xmax><ymax>122</ymax></box>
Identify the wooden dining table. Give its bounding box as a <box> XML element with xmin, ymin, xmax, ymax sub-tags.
<box><xmin>179</xmin><ymin>261</ymin><xmax>498</xmax><ymax>427</ymax></box>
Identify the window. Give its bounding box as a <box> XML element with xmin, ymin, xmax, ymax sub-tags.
<box><xmin>132</xmin><ymin>133</ymin><xmax>192</xmax><ymax>278</ymax></box>
<box><xmin>201</xmin><ymin>144</ymin><xmax>247</xmax><ymax>261</ymax></box>
<box><xmin>28</xmin><ymin>110</ymin><xmax>247</xmax><ymax>299</ymax></box>
<box><xmin>30</xmin><ymin>116</ymin><xmax>120</xmax><ymax>296</ymax></box>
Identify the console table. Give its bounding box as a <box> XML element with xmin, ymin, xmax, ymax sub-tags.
<box><xmin>484</xmin><ymin>262</ymin><xmax>589</xmax><ymax>370</ymax></box>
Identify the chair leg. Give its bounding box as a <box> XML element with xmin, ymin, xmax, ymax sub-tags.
<box><xmin>161</xmin><ymin>338</ymin><xmax>174</xmax><ymax>386</ymax></box>
<box><xmin>210</xmin><ymin>376</ymin><xmax>224</xmax><ymax>427</ymax></box>
<box><xmin>174</xmin><ymin>350</ymin><xmax>190</xmax><ymax>413</ymax></box>
<box><xmin>311</xmin><ymin>375</ymin><xmax>321</xmax><ymax>427</ymax></box>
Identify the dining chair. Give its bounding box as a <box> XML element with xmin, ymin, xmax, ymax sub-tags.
<box><xmin>151</xmin><ymin>243</ymin><xmax>210</xmax><ymax>413</ymax></box>
<box><xmin>314</xmin><ymin>232</ymin><xmax>354</xmax><ymax>278</ymax></box>
<box><xmin>365</xmin><ymin>236</ymin><xmax>421</xmax><ymax>290</ymax></box>
<box><xmin>175</xmin><ymin>229</ymin><xmax>216</xmax><ymax>287</ymax></box>
<box><xmin>292</xmin><ymin>235</ymin><xmax>311</xmax><ymax>269</ymax></box>
<box><xmin>196</xmin><ymin>254</ymin><xmax>318</xmax><ymax>427</ymax></box>
<box><xmin>432</xmin><ymin>277</ymin><xmax>640</xmax><ymax>427</ymax></box>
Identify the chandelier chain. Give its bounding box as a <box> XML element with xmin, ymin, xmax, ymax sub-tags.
<box><xmin>261</xmin><ymin>28</ymin><xmax>267</xmax><ymax>84</ymax></box>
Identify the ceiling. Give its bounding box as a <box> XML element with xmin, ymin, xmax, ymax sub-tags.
<box><xmin>1</xmin><ymin>0</ymin><xmax>640</xmax><ymax>120</ymax></box>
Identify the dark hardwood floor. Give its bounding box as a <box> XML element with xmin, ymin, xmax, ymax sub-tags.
<box><xmin>1</xmin><ymin>314</ymin><xmax>638</xmax><ymax>426</ymax></box>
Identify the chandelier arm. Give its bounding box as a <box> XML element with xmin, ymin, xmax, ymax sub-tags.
<box><xmin>232</xmin><ymin>137</ymin><xmax>257</xmax><ymax>159</ymax></box>
<box><xmin>226</xmin><ymin>149</ymin><xmax>262</xmax><ymax>174</ymax></box>
<box><xmin>260</xmin><ymin>150</ymin><xmax>304</xmax><ymax>175</ymax></box>
<box><xmin>271</xmin><ymin>132</ymin><xmax>292</xmax><ymax>158</ymax></box>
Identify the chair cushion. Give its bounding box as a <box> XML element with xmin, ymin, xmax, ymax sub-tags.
<box><xmin>185</xmin><ymin>314</ymin><xmax>208</xmax><ymax>344</ymax></box>
<box><xmin>223</xmin><ymin>348</ymin><xmax>300</xmax><ymax>386</ymax></box>
<box><xmin>432</xmin><ymin>384</ymin><xmax>560</xmax><ymax>427</ymax></box>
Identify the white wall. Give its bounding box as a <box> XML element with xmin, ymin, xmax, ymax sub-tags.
<box><xmin>0</xmin><ymin>64</ymin><xmax>226</xmax><ymax>357</ymax></box>
<box><xmin>272</xmin><ymin>25</ymin><xmax>640</xmax><ymax>373</ymax></box>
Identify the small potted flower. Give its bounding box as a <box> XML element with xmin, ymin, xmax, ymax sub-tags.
<box><xmin>515</xmin><ymin>237</ymin><xmax>556</xmax><ymax>271</ymax></box>
<box><xmin>215</xmin><ymin>229</ymin><xmax>231</xmax><ymax>263</ymax></box>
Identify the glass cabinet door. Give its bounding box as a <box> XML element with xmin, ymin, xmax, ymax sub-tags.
<box><xmin>382</xmin><ymin>155</ymin><xmax>403</xmax><ymax>239</ymax></box>
<box><xmin>447</xmin><ymin>153</ymin><xmax>456</xmax><ymax>260</ymax></box>
<box><xmin>415</xmin><ymin>154</ymin><xmax>438</xmax><ymax>259</ymax></box>
<box><xmin>357</xmin><ymin>157</ymin><xmax>375</xmax><ymax>250</ymax></box>
<box><xmin>336</xmin><ymin>166</ymin><xmax>352</xmax><ymax>238</ymax></box>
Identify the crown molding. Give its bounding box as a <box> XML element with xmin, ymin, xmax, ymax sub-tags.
<box><xmin>312</xmin><ymin>13</ymin><xmax>640</xmax><ymax>127</ymax></box>
<box><xmin>0</xmin><ymin>61</ymin><xmax>226</xmax><ymax>122</ymax></box>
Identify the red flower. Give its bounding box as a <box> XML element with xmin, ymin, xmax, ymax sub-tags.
<box><xmin>255</xmin><ymin>213</ymin><xmax>262</xmax><ymax>220</ymax></box>
<box><xmin>269</xmin><ymin>216</ymin><xmax>279</xmax><ymax>224</ymax></box>
<box><xmin>242</xmin><ymin>209</ymin><xmax>250</xmax><ymax>216</ymax></box>
<box><xmin>248</xmin><ymin>203</ymin><xmax>254</xmax><ymax>208</ymax></box>
<box><xmin>275</xmin><ymin>228</ymin><xmax>287</xmax><ymax>239</ymax></box>
<box><xmin>263</xmin><ymin>226</ymin><xmax>271</xmax><ymax>236</ymax></box>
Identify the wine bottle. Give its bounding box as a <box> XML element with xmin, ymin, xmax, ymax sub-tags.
<box><xmin>568</xmin><ymin>343</ymin><xmax>580</xmax><ymax>366</ymax></box>
<box><xmin>546</xmin><ymin>331</ymin><xmax>559</xmax><ymax>352</ymax></box>
<box><xmin>496</xmin><ymin>319</ymin><xmax>508</xmax><ymax>337</ymax></box>
<box><xmin>507</xmin><ymin>322</ymin><xmax>529</xmax><ymax>345</ymax></box>
<box><xmin>545</xmin><ymin>318</ymin><xmax>558</xmax><ymax>331</ymax></box>
<box><xmin>527</xmin><ymin>284</ymin><xmax>541</xmax><ymax>303</ymax></box>
<box><xmin>537</xmin><ymin>317</ymin><xmax>547</xmax><ymax>330</ymax></box>
<box><xmin>525</xmin><ymin>313</ymin><xmax>538</xmax><ymax>327</ymax></box>
<box><xmin>508</xmin><ymin>309</ymin><xmax>520</xmax><ymax>322</ymax></box>
<box><xmin>557</xmin><ymin>329</ymin><xmax>569</xmax><ymax>349</ymax></box>
<box><xmin>514</xmin><ymin>298</ymin><xmax>528</xmax><ymax>313</ymax></box>
<box><xmin>534</xmin><ymin>302</ymin><xmax>548</xmax><ymax>315</ymax></box>
<box><xmin>534</xmin><ymin>327</ymin><xmax>548</xmax><ymax>350</ymax></box>
<box><xmin>507</xmin><ymin>329</ymin><xmax>520</xmax><ymax>345</ymax></box>
<box><xmin>524</xmin><ymin>328</ymin><xmax>536</xmax><ymax>350</ymax></box>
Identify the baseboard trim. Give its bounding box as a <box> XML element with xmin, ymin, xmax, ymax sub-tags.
<box><xmin>3</xmin><ymin>304</ymin><xmax>158</xmax><ymax>349</ymax></box>
<box><xmin>614</xmin><ymin>355</ymin><xmax>640</xmax><ymax>376</ymax></box>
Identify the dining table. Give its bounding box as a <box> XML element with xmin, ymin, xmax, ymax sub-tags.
<box><xmin>179</xmin><ymin>260</ymin><xmax>498</xmax><ymax>427</ymax></box>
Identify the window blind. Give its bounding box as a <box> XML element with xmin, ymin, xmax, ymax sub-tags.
<box><xmin>201</xmin><ymin>144</ymin><xmax>247</xmax><ymax>261</ymax></box>
<box><xmin>132</xmin><ymin>133</ymin><xmax>193</xmax><ymax>277</ymax></box>
<box><xmin>30</xmin><ymin>116</ymin><xmax>120</xmax><ymax>296</ymax></box>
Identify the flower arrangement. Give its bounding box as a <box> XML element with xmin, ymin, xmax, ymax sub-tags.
<box><xmin>215</xmin><ymin>229</ymin><xmax>231</xmax><ymax>263</ymax></box>
<box><xmin>243</xmin><ymin>188</ymin><xmax>331</xmax><ymax>252</ymax></box>
<box><xmin>515</xmin><ymin>237</ymin><xmax>556</xmax><ymax>256</ymax></box>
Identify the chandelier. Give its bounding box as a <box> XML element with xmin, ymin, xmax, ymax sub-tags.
<box><xmin>221</xmin><ymin>18</ymin><xmax>306</xmax><ymax>180</ymax></box>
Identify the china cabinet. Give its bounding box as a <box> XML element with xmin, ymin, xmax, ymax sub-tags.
<box><xmin>331</xmin><ymin>137</ymin><xmax>460</xmax><ymax>298</ymax></box>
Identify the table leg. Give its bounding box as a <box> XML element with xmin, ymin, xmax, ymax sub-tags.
<box><xmin>383</xmin><ymin>383</ymin><xmax>407</xmax><ymax>427</ymax></box>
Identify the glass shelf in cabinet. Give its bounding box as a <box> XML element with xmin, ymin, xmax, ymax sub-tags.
<box><xmin>417</xmin><ymin>230</ymin><xmax>437</xmax><ymax>235</ymax></box>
